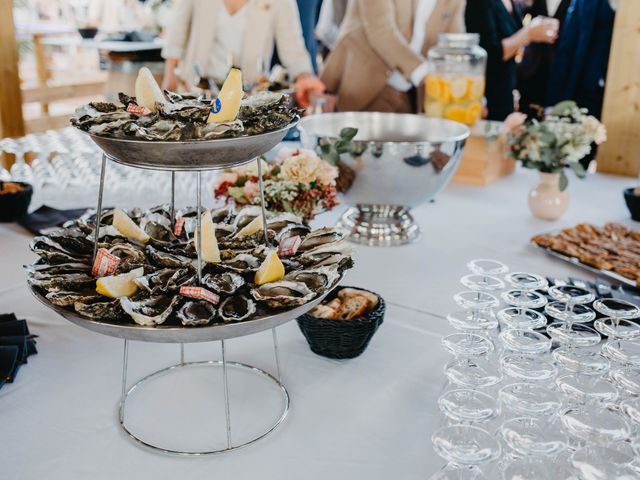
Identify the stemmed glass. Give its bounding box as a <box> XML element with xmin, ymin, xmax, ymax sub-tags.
<box><xmin>438</xmin><ymin>389</ymin><xmax>499</xmax><ymax>425</ymax></box>
<box><xmin>0</xmin><ymin>137</ymin><xmax>33</xmax><ymax>183</ymax></box>
<box><xmin>447</xmin><ymin>290</ymin><xmax>500</xmax><ymax>332</ymax></box>
<box><xmin>499</xmin><ymin>272</ymin><xmax>548</xmax><ymax>331</ymax></box>
<box><xmin>571</xmin><ymin>443</ymin><xmax>637</xmax><ymax>480</ymax></box>
<box><xmin>443</xmin><ymin>332</ymin><xmax>501</xmax><ymax>389</ymax></box>
<box><xmin>430</xmin><ymin>425</ymin><xmax>501</xmax><ymax>479</ymax></box>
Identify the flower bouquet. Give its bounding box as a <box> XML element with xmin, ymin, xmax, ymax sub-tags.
<box><xmin>214</xmin><ymin>148</ymin><xmax>339</xmax><ymax>222</ymax></box>
<box><xmin>502</xmin><ymin>100</ymin><xmax>607</xmax><ymax>191</ymax></box>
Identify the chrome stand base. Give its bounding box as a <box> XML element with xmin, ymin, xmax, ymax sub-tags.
<box><xmin>118</xmin><ymin>360</ymin><xmax>289</xmax><ymax>456</ymax></box>
<box><xmin>336</xmin><ymin>204</ymin><xmax>421</xmax><ymax>247</ymax></box>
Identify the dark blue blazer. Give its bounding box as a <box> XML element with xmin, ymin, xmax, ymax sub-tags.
<box><xmin>546</xmin><ymin>0</ymin><xmax>615</xmax><ymax>118</ymax></box>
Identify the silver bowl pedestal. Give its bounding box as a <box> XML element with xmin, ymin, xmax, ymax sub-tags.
<box><xmin>299</xmin><ymin>113</ymin><xmax>470</xmax><ymax>246</ymax></box>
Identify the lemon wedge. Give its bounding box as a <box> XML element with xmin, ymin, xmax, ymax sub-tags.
<box><xmin>235</xmin><ymin>215</ymin><xmax>263</xmax><ymax>237</ymax></box>
<box><xmin>96</xmin><ymin>267</ymin><xmax>144</xmax><ymax>298</ymax></box>
<box><xmin>255</xmin><ymin>250</ymin><xmax>285</xmax><ymax>285</ymax></box>
<box><xmin>112</xmin><ymin>209</ymin><xmax>150</xmax><ymax>244</ymax></box>
<box><xmin>207</xmin><ymin>68</ymin><xmax>243</xmax><ymax>123</ymax></box>
<box><xmin>134</xmin><ymin>66</ymin><xmax>165</xmax><ymax>112</ymax></box>
<box><xmin>194</xmin><ymin>210</ymin><xmax>221</xmax><ymax>263</ymax></box>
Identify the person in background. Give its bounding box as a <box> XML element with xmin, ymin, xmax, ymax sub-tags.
<box><xmin>517</xmin><ymin>0</ymin><xmax>572</xmax><ymax>116</ymax></box>
<box><xmin>465</xmin><ymin>0</ymin><xmax>559</xmax><ymax>121</ymax></box>
<box><xmin>161</xmin><ymin>0</ymin><xmax>325</xmax><ymax>107</ymax></box>
<box><xmin>295</xmin><ymin>0</ymin><xmax>322</xmax><ymax>72</ymax></box>
<box><xmin>546</xmin><ymin>0</ymin><xmax>616</xmax><ymax>119</ymax></box>
<box><xmin>87</xmin><ymin>0</ymin><xmax>155</xmax><ymax>34</ymax></box>
<box><xmin>316</xmin><ymin>0</ymin><xmax>349</xmax><ymax>53</ymax></box>
<box><xmin>321</xmin><ymin>0</ymin><xmax>465</xmax><ymax>113</ymax></box>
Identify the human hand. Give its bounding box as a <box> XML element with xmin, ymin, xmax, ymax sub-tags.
<box><xmin>161</xmin><ymin>62</ymin><xmax>179</xmax><ymax>92</ymax></box>
<box><xmin>527</xmin><ymin>16</ymin><xmax>559</xmax><ymax>44</ymax></box>
<box><xmin>294</xmin><ymin>73</ymin><xmax>326</xmax><ymax>109</ymax></box>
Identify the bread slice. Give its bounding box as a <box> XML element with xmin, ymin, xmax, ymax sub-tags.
<box><xmin>338</xmin><ymin>288</ymin><xmax>378</xmax><ymax>309</ymax></box>
<box><xmin>337</xmin><ymin>295</ymin><xmax>370</xmax><ymax>320</ymax></box>
<box><xmin>310</xmin><ymin>305</ymin><xmax>338</xmax><ymax>319</ymax></box>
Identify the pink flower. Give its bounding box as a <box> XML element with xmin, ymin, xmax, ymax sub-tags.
<box><xmin>243</xmin><ymin>180</ymin><xmax>259</xmax><ymax>200</ymax></box>
<box><xmin>316</xmin><ymin>160</ymin><xmax>339</xmax><ymax>186</ymax></box>
<box><xmin>504</xmin><ymin>112</ymin><xmax>527</xmax><ymax>132</ymax></box>
<box><xmin>218</xmin><ymin>172</ymin><xmax>238</xmax><ymax>185</ymax></box>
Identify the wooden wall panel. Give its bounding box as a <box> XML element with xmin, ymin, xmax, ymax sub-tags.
<box><xmin>0</xmin><ymin>0</ymin><xmax>25</xmax><ymax>139</ymax></box>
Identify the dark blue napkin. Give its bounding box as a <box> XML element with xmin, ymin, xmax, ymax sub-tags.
<box><xmin>17</xmin><ymin>205</ymin><xmax>89</xmax><ymax>235</ymax></box>
<box><xmin>0</xmin><ymin>313</ymin><xmax>37</xmax><ymax>388</ymax></box>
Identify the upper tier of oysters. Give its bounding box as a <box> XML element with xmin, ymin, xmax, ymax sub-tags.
<box><xmin>26</xmin><ymin>205</ymin><xmax>353</xmax><ymax>327</ymax></box>
<box><xmin>70</xmin><ymin>91</ymin><xmax>299</xmax><ymax>141</ymax></box>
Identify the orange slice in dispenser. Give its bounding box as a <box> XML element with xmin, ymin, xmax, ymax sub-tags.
<box><xmin>439</xmin><ymin>79</ymin><xmax>452</xmax><ymax>103</ymax></box>
<box><xmin>450</xmin><ymin>77</ymin><xmax>469</xmax><ymax>101</ymax></box>
<box><xmin>425</xmin><ymin>101</ymin><xmax>444</xmax><ymax>118</ymax></box>
<box><xmin>469</xmin><ymin>77</ymin><xmax>485</xmax><ymax>100</ymax></box>
<box><xmin>444</xmin><ymin>104</ymin><xmax>467</xmax><ymax>124</ymax></box>
<box><xmin>425</xmin><ymin>76</ymin><xmax>441</xmax><ymax>100</ymax></box>
<box><xmin>465</xmin><ymin>102</ymin><xmax>483</xmax><ymax>125</ymax></box>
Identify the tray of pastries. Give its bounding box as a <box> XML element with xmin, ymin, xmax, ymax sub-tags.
<box><xmin>531</xmin><ymin>222</ymin><xmax>640</xmax><ymax>287</ymax></box>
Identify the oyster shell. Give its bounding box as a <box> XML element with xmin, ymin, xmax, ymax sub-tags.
<box><xmin>28</xmin><ymin>272</ymin><xmax>96</xmax><ymax>292</ymax></box>
<box><xmin>218</xmin><ymin>295</ymin><xmax>256</xmax><ymax>322</ymax></box>
<box><xmin>233</xmin><ymin>206</ymin><xmax>263</xmax><ymax>229</ymax></box>
<box><xmin>176</xmin><ymin>300</ymin><xmax>216</xmax><ymax>326</ymax></box>
<box><xmin>267</xmin><ymin>213</ymin><xmax>303</xmax><ymax>232</ymax></box>
<box><xmin>251</xmin><ymin>280</ymin><xmax>315</xmax><ymax>308</ymax></box>
<box><xmin>284</xmin><ymin>265</ymin><xmax>340</xmax><ymax>293</ymax></box>
<box><xmin>297</xmin><ymin>228</ymin><xmax>344</xmax><ymax>253</ymax></box>
<box><xmin>202</xmin><ymin>271</ymin><xmax>245</xmax><ymax>295</ymax></box>
<box><xmin>30</xmin><ymin>236</ymin><xmax>91</xmax><ymax>264</ymax></box>
<box><xmin>45</xmin><ymin>290</ymin><xmax>101</xmax><ymax>307</ymax></box>
<box><xmin>24</xmin><ymin>262</ymin><xmax>91</xmax><ymax>274</ymax></box>
<box><xmin>147</xmin><ymin>245</ymin><xmax>195</xmax><ymax>269</ymax></box>
<box><xmin>121</xmin><ymin>295</ymin><xmax>180</xmax><ymax>326</ymax></box>
<box><xmin>198</xmin><ymin>120</ymin><xmax>244</xmax><ymax>139</ymax></box>
<box><xmin>74</xmin><ymin>298</ymin><xmax>125</xmax><ymax>322</ymax></box>
<box><xmin>298</xmin><ymin>243</ymin><xmax>353</xmax><ymax>268</ymax></box>
<box><xmin>134</xmin><ymin>268</ymin><xmax>193</xmax><ymax>295</ymax></box>
<box><xmin>221</xmin><ymin>253</ymin><xmax>261</xmax><ymax>272</ymax></box>
<box><xmin>276</xmin><ymin>223</ymin><xmax>311</xmax><ymax>242</ymax></box>
<box><xmin>108</xmin><ymin>243</ymin><xmax>146</xmax><ymax>271</ymax></box>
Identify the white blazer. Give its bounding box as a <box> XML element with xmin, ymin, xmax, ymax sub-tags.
<box><xmin>161</xmin><ymin>0</ymin><xmax>313</xmax><ymax>87</ymax></box>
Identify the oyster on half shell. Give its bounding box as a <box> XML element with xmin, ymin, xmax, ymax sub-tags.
<box><xmin>251</xmin><ymin>280</ymin><xmax>315</xmax><ymax>308</ymax></box>
<box><xmin>121</xmin><ymin>295</ymin><xmax>180</xmax><ymax>326</ymax></box>
<box><xmin>219</xmin><ymin>295</ymin><xmax>256</xmax><ymax>322</ymax></box>
<box><xmin>202</xmin><ymin>271</ymin><xmax>245</xmax><ymax>295</ymax></box>
<box><xmin>177</xmin><ymin>300</ymin><xmax>216</xmax><ymax>326</ymax></box>
<box><xmin>74</xmin><ymin>299</ymin><xmax>125</xmax><ymax>322</ymax></box>
<box><xmin>284</xmin><ymin>265</ymin><xmax>340</xmax><ymax>293</ymax></box>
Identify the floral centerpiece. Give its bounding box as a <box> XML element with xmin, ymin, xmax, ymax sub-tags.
<box><xmin>501</xmin><ymin>101</ymin><xmax>607</xmax><ymax>220</ymax></box>
<box><xmin>214</xmin><ymin>148</ymin><xmax>339</xmax><ymax>222</ymax></box>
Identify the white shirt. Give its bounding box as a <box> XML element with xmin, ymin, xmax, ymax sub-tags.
<box><xmin>208</xmin><ymin>0</ymin><xmax>249</xmax><ymax>82</ymax></box>
<box><xmin>388</xmin><ymin>0</ymin><xmax>437</xmax><ymax>92</ymax></box>
<box><xmin>546</xmin><ymin>0</ymin><xmax>562</xmax><ymax>16</ymax></box>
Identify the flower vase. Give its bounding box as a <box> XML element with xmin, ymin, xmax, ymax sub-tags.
<box><xmin>528</xmin><ymin>172</ymin><xmax>569</xmax><ymax>220</ymax></box>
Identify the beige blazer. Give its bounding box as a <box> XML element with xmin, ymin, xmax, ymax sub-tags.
<box><xmin>162</xmin><ymin>0</ymin><xmax>313</xmax><ymax>87</ymax></box>
<box><xmin>321</xmin><ymin>0</ymin><xmax>466</xmax><ymax>111</ymax></box>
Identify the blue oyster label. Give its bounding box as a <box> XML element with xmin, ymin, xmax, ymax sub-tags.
<box><xmin>211</xmin><ymin>98</ymin><xmax>222</xmax><ymax>114</ymax></box>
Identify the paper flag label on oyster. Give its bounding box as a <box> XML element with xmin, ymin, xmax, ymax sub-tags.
<box><xmin>126</xmin><ymin>103</ymin><xmax>150</xmax><ymax>116</ymax></box>
<box><xmin>92</xmin><ymin>248</ymin><xmax>120</xmax><ymax>277</ymax></box>
<box><xmin>134</xmin><ymin>66</ymin><xmax>165</xmax><ymax>113</ymax></box>
<box><xmin>96</xmin><ymin>267</ymin><xmax>144</xmax><ymax>299</ymax></box>
<box><xmin>180</xmin><ymin>286</ymin><xmax>220</xmax><ymax>305</ymax></box>
<box><xmin>112</xmin><ymin>209</ymin><xmax>151</xmax><ymax>244</ymax></box>
<box><xmin>255</xmin><ymin>250</ymin><xmax>285</xmax><ymax>285</ymax></box>
<box><xmin>235</xmin><ymin>215</ymin><xmax>264</xmax><ymax>238</ymax></box>
<box><xmin>278</xmin><ymin>235</ymin><xmax>301</xmax><ymax>257</ymax></box>
<box><xmin>207</xmin><ymin>68</ymin><xmax>243</xmax><ymax>123</ymax></box>
<box><xmin>173</xmin><ymin>216</ymin><xmax>185</xmax><ymax>236</ymax></box>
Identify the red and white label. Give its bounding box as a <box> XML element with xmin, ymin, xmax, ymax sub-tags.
<box><xmin>173</xmin><ymin>216</ymin><xmax>185</xmax><ymax>236</ymax></box>
<box><xmin>179</xmin><ymin>286</ymin><xmax>220</xmax><ymax>305</ymax></box>
<box><xmin>92</xmin><ymin>248</ymin><xmax>121</xmax><ymax>277</ymax></box>
<box><xmin>278</xmin><ymin>235</ymin><xmax>301</xmax><ymax>257</ymax></box>
<box><xmin>126</xmin><ymin>104</ymin><xmax>150</xmax><ymax>116</ymax></box>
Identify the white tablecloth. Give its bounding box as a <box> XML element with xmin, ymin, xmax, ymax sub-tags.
<box><xmin>0</xmin><ymin>165</ymin><xmax>633</xmax><ymax>479</ymax></box>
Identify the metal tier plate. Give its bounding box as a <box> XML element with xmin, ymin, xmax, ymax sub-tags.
<box><xmin>30</xmin><ymin>279</ymin><xmax>337</xmax><ymax>343</ymax></box>
<box><xmin>84</xmin><ymin>118</ymin><xmax>298</xmax><ymax>171</ymax></box>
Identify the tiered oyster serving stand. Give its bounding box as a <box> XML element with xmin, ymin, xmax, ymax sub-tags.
<box><xmin>30</xmin><ymin>119</ymin><xmax>340</xmax><ymax>455</ymax></box>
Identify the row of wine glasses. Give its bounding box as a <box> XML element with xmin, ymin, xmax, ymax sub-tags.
<box><xmin>0</xmin><ymin>128</ymin><xmax>220</xmax><ymax>209</ymax></box>
<box><xmin>430</xmin><ymin>259</ymin><xmax>640</xmax><ymax>479</ymax></box>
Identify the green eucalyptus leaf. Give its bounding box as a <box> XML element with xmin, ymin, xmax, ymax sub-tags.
<box><xmin>559</xmin><ymin>170</ymin><xmax>569</xmax><ymax>192</ymax></box>
<box><xmin>340</xmin><ymin>127</ymin><xmax>358</xmax><ymax>141</ymax></box>
<box><xmin>570</xmin><ymin>162</ymin><xmax>587</xmax><ymax>179</ymax></box>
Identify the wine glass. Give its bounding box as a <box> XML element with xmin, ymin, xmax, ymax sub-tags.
<box><xmin>431</xmin><ymin>425</ymin><xmax>501</xmax><ymax>480</ymax></box>
<box><xmin>561</xmin><ymin>407</ymin><xmax>631</xmax><ymax>444</ymax></box>
<box><xmin>447</xmin><ymin>291</ymin><xmax>499</xmax><ymax>332</ymax></box>
<box><xmin>497</xmin><ymin>307</ymin><xmax>547</xmax><ymax>330</ymax></box>
<box><xmin>499</xmin><ymin>382</ymin><xmax>562</xmax><ymax>416</ymax></box>
<box><xmin>571</xmin><ymin>443</ymin><xmax>637</xmax><ymax>480</ymax></box>
<box><xmin>438</xmin><ymin>389</ymin><xmax>499</xmax><ymax>424</ymax></box>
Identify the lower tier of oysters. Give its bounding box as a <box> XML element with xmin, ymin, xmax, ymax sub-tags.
<box><xmin>26</xmin><ymin>205</ymin><xmax>353</xmax><ymax>327</ymax></box>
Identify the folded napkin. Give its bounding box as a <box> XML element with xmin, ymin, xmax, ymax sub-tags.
<box><xmin>17</xmin><ymin>205</ymin><xmax>89</xmax><ymax>235</ymax></box>
<box><xmin>0</xmin><ymin>313</ymin><xmax>37</xmax><ymax>387</ymax></box>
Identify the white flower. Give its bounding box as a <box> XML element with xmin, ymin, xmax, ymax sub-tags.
<box><xmin>582</xmin><ymin>115</ymin><xmax>607</xmax><ymax>144</ymax></box>
<box><xmin>279</xmin><ymin>150</ymin><xmax>322</xmax><ymax>185</ymax></box>
<box><xmin>233</xmin><ymin>158</ymin><xmax>271</xmax><ymax>177</ymax></box>
<box><xmin>315</xmin><ymin>160</ymin><xmax>339</xmax><ymax>186</ymax></box>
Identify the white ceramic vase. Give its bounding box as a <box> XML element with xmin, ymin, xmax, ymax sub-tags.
<box><xmin>528</xmin><ymin>172</ymin><xmax>569</xmax><ymax>220</ymax></box>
